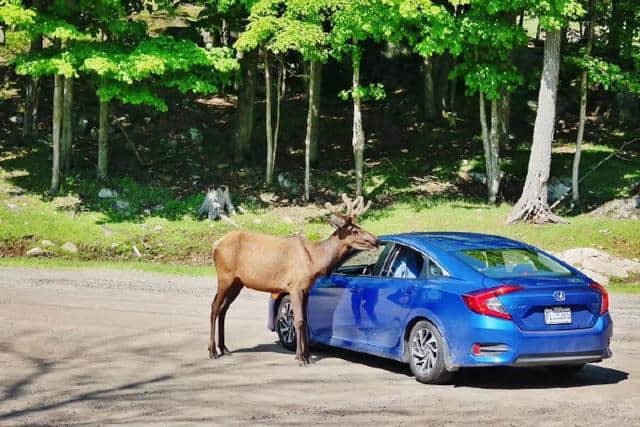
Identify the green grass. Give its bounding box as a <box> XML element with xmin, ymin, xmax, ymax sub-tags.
<box><xmin>607</xmin><ymin>283</ymin><xmax>640</xmax><ymax>294</ymax></box>
<box><xmin>0</xmin><ymin>257</ymin><xmax>215</xmax><ymax>276</ymax></box>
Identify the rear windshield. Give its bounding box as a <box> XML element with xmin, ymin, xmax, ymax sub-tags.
<box><xmin>457</xmin><ymin>248</ymin><xmax>572</xmax><ymax>278</ymax></box>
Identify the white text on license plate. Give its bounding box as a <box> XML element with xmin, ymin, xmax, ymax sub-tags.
<box><xmin>544</xmin><ymin>307</ymin><xmax>572</xmax><ymax>324</ymax></box>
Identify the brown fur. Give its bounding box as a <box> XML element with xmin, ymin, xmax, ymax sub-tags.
<box><xmin>208</xmin><ymin>198</ymin><xmax>377</xmax><ymax>364</ymax></box>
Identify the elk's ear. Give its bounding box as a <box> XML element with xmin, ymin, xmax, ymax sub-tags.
<box><xmin>328</xmin><ymin>214</ymin><xmax>347</xmax><ymax>229</ymax></box>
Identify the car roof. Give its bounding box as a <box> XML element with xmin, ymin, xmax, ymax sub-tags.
<box><xmin>378</xmin><ymin>232</ymin><xmax>528</xmax><ymax>253</ymax></box>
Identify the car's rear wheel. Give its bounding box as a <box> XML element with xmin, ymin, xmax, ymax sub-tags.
<box><xmin>547</xmin><ymin>364</ymin><xmax>586</xmax><ymax>377</ymax></box>
<box><xmin>408</xmin><ymin>320</ymin><xmax>454</xmax><ymax>384</ymax></box>
<box><xmin>276</xmin><ymin>295</ymin><xmax>296</xmax><ymax>351</ymax></box>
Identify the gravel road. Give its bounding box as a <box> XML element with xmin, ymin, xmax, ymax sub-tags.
<box><xmin>0</xmin><ymin>267</ymin><xmax>638</xmax><ymax>426</ymax></box>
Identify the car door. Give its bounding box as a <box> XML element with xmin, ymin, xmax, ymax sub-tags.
<box><xmin>358</xmin><ymin>244</ymin><xmax>427</xmax><ymax>349</ymax></box>
<box><xmin>307</xmin><ymin>244</ymin><xmax>390</xmax><ymax>346</ymax></box>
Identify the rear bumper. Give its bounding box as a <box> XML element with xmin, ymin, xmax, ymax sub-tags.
<box><xmin>513</xmin><ymin>351</ymin><xmax>605</xmax><ymax>367</ymax></box>
<box><xmin>449</xmin><ymin>312</ymin><xmax>613</xmax><ymax>368</ymax></box>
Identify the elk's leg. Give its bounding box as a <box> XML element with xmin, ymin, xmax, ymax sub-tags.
<box><xmin>217</xmin><ymin>281</ymin><xmax>243</xmax><ymax>356</ymax></box>
<box><xmin>290</xmin><ymin>288</ymin><xmax>309</xmax><ymax>365</ymax></box>
<box><xmin>208</xmin><ymin>288</ymin><xmax>226</xmax><ymax>359</ymax></box>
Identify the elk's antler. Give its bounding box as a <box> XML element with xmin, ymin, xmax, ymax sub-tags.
<box><xmin>326</xmin><ymin>193</ymin><xmax>371</xmax><ymax>222</ymax></box>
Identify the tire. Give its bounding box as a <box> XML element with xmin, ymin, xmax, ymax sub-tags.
<box><xmin>407</xmin><ymin>320</ymin><xmax>454</xmax><ymax>384</ymax></box>
<box><xmin>547</xmin><ymin>364</ymin><xmax>585</xmax><ymax>377</ymax></box>
<box><xmin>276</xmin><ymin>295</ymin><xmax>296</xmax><ymax>351</ymax></box>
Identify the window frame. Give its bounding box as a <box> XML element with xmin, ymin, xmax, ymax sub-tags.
<box><xmin>381</xmin><ymin>241</ymin><xmax>451</xmax><ymax>280</ymax></box>
<box><xmin>333</xmin><ymin>243</ymin><xmax>393</xmax><ymax>277</ymax></box>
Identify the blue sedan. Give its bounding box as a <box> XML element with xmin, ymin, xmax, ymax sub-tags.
<box><xmin>267</xmin><ymin>232</ymin><xmax>613</xmax><ymax>384</ymax></box>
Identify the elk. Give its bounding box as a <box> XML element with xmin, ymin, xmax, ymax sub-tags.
<box><xmin>208</xmin><ymin>194</ymin><xmax>378</xmax><ymax>365</ymax></box>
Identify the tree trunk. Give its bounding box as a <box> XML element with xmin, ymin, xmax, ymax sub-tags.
<box><xmin>499</xmin><ymin>87</ymin><xmax>511</xmax><ymax>144</ymax></box>
<box><xmin>264</xmin><ymin>52</ymin><xmax>274</xmax><ymax>184</ymax></box>
<box><xmin>487</xmin><ymin>98</ymin><xmax>501</xmax><ymax>204</ymax></box>
<box><xmin>22</xmin><ymin>0</ymin><xmax>42</xmax><ymax>142</ymax></box>
<box><xmin>608</xmin><ymin>0</ymin><xmax>622</xmax><ymax>54</ymax></box>
<box><xmin>422</xmin><ymin>55</ymin><xmax>436</xmax><ymax>122</ymax></box>
<box><xmin>572</xmin><ymin>0</ymin><xmax>595</xmax><ymax>204</ymax></box>
<box><xmin>449</xmin><ymin>65</ymin><xmax>458</xmax><ymax>113</ymax></box>
<box><xmin>352</xmin><ymin>48</ymin><xmax>365</xmax><ymax>197</ymax></box>
<box><xmin>235</xmin><ymin>50</ymin><xmax>257</xmax><ymax>163</ymax></box>
<box><xmin>308</xmin><ymin>61</ymin><xmax>322</xmax><ymax>164</ymax></box>
<box><xmin>479</xmin><ymin>92</ymin><xmax>501</xmax><ymax>204</ymax></box>
<box><xmin>304</xmin><ymin>60</ymin><xmax>322</xmax><ymax>201</ymax></box>
<box><xmin>23</xmin><ymin>77</ymin><xmax>40</xmax><ymax>142</ymax></box>
<box><xmin>61</xmin><ymin>76</ymin><xmax>73</xmax><ymax>171</ymax></box>
<box><xmin>437</xmin><ymin>53</ymin><xmax>451</xmax><ymax>114</ymax></box>
<box><xmin>50</xmin><ymin>75</ymin><xmax>63</xmax><ymax>194</ymax></box>
<box><xmin>508</xmin><ymin>29</ymin><xmax>565</xmax><ymax>224</ymax></box>
<box><xmin>97</xmin><ymin>99</ymin><xmax>109</xmax><ymax>181</ymax></box>
<box><xmin>272</xmin><ymin>61</ymin><xmax>285</xmax><ymax>180</ymax></box>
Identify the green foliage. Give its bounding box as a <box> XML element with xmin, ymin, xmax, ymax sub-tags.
<box><xmin>235</xmin><ymin>0</ymin><xmax>329</xmax><ymax>61</ymax></box>
<box><xmin>338</xmin><ymin>82</ymin><xmax>386</xmax><ymax>101</ymax></box>
<box><xmin>6</xmin><ymin>0</ymin><xmax>238</xmax><ymax>111</ymax></box>
<box><xmin>0</xmin><ymin>0</ymin><xmax>35</xmax><ymax>27</ymax></box>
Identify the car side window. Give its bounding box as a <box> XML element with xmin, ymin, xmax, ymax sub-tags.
<box><xmin>427</xmin><ymin>259</ymin><xmax>445</xmax><ymax>278</ymax></box>
<box><xmin>386</xmin><ymin>245</ymin><xmax>425</xmax><ymax>279</ymax></box>
<box><xmin>335</xmin><ymin>244</ymin><xmax>389</xmax><ymax>276</ymax></box>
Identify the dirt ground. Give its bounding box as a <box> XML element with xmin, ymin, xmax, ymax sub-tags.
<box><xmin>0</xmin><ymin>267</ymin><xmax>638</xmax><ymax>426</ymax></box>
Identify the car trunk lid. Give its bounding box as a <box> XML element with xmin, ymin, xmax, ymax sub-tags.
<box><xmin>490</xmin><ymin>276</ymin><xmax>601</xmax><ymax>331</ymax></box>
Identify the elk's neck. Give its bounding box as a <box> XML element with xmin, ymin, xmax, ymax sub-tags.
<box><xmin>313</xmin><ymin>232</ymin><xmax>350</xmax><ymax>275</ymax></box>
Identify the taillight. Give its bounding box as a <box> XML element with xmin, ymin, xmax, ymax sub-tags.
<box><xmin>589</xmin><ymin>282</ymin><xmax>609</xmax><ymax>314</ymax></box>
<box><xmin>462</xmin><ymin>285</ymin><xmax>522</xmax><ymax>320</ymax></box>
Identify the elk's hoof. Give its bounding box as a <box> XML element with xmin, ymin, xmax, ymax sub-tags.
<box><xmin>208</xmin><ymin>347</ymin><xmax>219</xmax><ymax>359</ymax></box>
<box><xmin>219</xmin><ymin>346</ymin><xmax>232</xmax><ymax>356</ymax></box>
<box><xmin>295</xmin><ymin>355</ymin><xmax>311</xmax><ymax>366</ymax></box>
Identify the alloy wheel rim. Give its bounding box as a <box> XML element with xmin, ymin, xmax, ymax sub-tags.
<box><xmin>411</xmin><ymin>327</ymin><xmax>438</xmax><ymax>375</ymax></box>
<box><xmin>277</xmin><ymin>301</ymin><xmax>295</xmax><ymax>344</ymax></box>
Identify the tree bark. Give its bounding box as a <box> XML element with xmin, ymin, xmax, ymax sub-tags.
<box><xmin>61</xmin><ymin>76</ymin><xmax>73</xmax><ymax>172</ymax></box>
<box><xmin>304</xmin><ymin>60</ymin><xmax>322</xmax><ymax>201</ymax></box>
<box><xmin>487</xmin><ymin>98</ymin><xmax>501</xmax><ymax>204</ymax></box>
<box><xmin>264</xmin><ymin>52</ymin><xmax>274</xmax><ymax>184</ymax></box>
<box><xmin>352</xmin><ymin>48</ymin><xmax>365</xmax><ymax>197</ymax></box>
<box><xmin>479</xmin><ymin>92</ymin><xmax>501</xmax><ymax>204</ymax></box>
<box><xmin>235</xmin><ymin>50</ymin><xmax>257</xmax><ymax>163</ymax></box>
<box><xmin>572</xmin><ymin>0</ymin><xmax>595</xmax><ymax>204</ymax></box>
<box><xmin>422</xmin><ymin>55</ymin><xmax>436</xmax><ymax>122</ymax></box>
<box><xmin>508</xmin><ymin>29</ymin><xmax>565</xmax><ymax>224</ymax></box>
<box><xmin>272</xmin><ymin>60</ymin><xmax>285</xmax><ymax>180</ymax></box>
<box><xmin>23</xmin><ymin>35</ymin><xmax>42</xmax><ymax>142</ymax></box>
<box><xmin>608</xmin><ymin>0</ymin><xmax>622</xmax><ymax>54</ymax></box>
<box><xmin>436</xmin><ymin>53</ymin><xmax>451</xmax><ymax>114</ymax></box>
<box><xmin>308</xmin><ymin>60</ymin><xmax>322</xmax><ymax>164</ymax></box>
<box><xmin>50</xmin><ymin>75</ymin><xmax>63</xmax><ymax>194</ymax></box>
<box><xmin>97</xmin><ymin>99</ymin><xmax>109</xmax><ymax>181</ymax></box>
<box><xmin>23</xmin><ymin>77</ymin><xmax>40</xmax><ymax>142</ymax></box>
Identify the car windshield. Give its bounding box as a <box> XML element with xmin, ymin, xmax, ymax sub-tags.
<box><xmin>457</xmin><ymin>248</ymin><xmax>572</xmax><ymax>278</ymax></box>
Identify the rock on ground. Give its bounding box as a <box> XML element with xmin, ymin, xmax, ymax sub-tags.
<box><xmin>554</xmin><ymin>247</ymin><xmax>640</xmax><ymax>285</ymax></box>
<box><xmin>589</xmin><ymin>196</ymin><xmax>640</xmax><ymax>220</ymax></box>
<box><xmin>26</xmin><ymin>247</ymin><xmax>44</xmax><ymax>257</ymax></box>
<box><xmin>61</xmin><ymin>242</ymin><xmax>79</xmax><ymax>254</ymax></box>
<box><xmin>98</xmin><ymin>188</ymin><xmax>118</xmax><ymax>198</ymax></box>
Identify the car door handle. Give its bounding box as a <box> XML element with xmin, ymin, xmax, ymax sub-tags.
<box><xmin>402</xmin><ymin>286</ymin><xmax>415</xmax><ymax>295</ymax></box>
<box><xmin>349</xmin><ymin>287</ymin><xmax>361</xmax><ymax>294</ymax></box>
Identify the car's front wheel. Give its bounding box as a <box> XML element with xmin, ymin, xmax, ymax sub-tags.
<box><xmin>276</xmin><ymin>295</ymin><xmax>296</xmax><ymax>351</ymax></box>
<box><xmin>408</xmin><ymin>320</ymin><xmax>454</xmax><ymax>384</ymax></box>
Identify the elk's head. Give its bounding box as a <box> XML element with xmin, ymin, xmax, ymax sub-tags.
<box><xmin>326</xmin><ymin>194</ymin><xmax>378</xmax><ymax>251</ymax></box>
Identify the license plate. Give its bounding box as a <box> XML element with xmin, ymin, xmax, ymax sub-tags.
<box><xmin>544</xmin><ymin>307</ymin><xmax>572</xmax><ymax>325</ymax></box>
